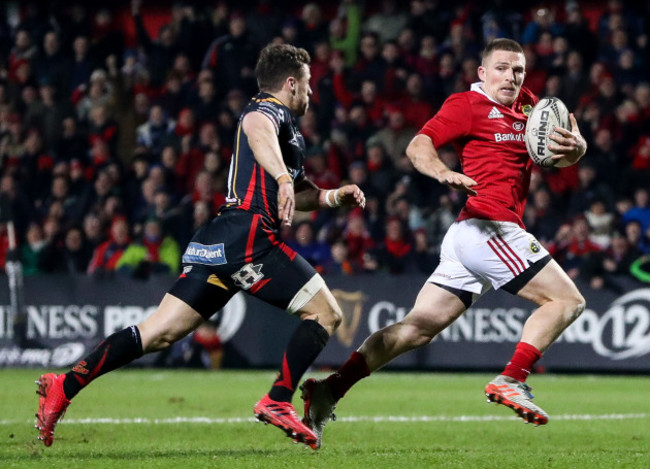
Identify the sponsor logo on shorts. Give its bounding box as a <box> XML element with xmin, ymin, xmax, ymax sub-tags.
<box><xmin>182</xmin><ymin>243</ymin><xmax>227</xmax><ymax>265</ymax></box>
<box><xmin>231</xmin><ymin>263</ymin><xmax>264</xmax><ymax>290</ymax></box>
<box><xmin>530</xmin><ymin>239</ymin><xmax>541</xmax><ymax>253</ymax></box>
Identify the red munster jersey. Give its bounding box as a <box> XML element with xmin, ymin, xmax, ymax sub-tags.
<box><xmin>418</xmin><ymin>83</ymin><xmax>538</xmax><ymax>228</ymax></box>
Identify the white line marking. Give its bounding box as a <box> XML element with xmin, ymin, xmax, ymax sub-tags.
<box><xmin>3</xmin><ymin>413</ymin><xmax>648</xmax><ymax>426</ymax></box>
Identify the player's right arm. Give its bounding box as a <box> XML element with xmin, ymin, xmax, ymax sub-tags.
<box><xmin>406</xmin><ymin>135</ymin><xmax>477</xmax><ymax>196</ymax></box>
<box><xmin>407</xmin><ymin>93</ymin><xmax>477</xmax><ymax>195</ymax></box>
<box><xmin>242</xmin><ymin>111</ymin><xmax>295</xmax><ymax>226</ymax></box>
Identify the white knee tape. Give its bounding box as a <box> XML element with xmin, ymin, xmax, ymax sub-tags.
<box><xmin>287</xmin><ymin>274</ymin><xmax>325</xmax><ymax>314</ymax></box>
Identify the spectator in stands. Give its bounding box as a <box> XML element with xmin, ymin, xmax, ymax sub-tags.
<box><xmin>54</xmin><ymin>117</ymin><xmax>88</xmax><ymax>164</ymax></box>
<box><xmin>364</xmin><ymin>0</ymin><xmax>408</xmax><ymax>43</ymax></box>
<box><xmin>76</xmin><ymin>70</ymin><xmax>114</xmax><ymax>123</ymax></box>
<box><xmin>375</xmin><ymin>215</ymin><xmax>412</xmax><ymax>274</ymax></box>
<box><xmin>364</xmin><ymin>139</ymin><xmax>396</xmax><ymax>197</ymax></box>
<box><xmin>584</xmin><ymin>198</ymin><xmax>615</xmax><ymax>249</ymax></box>
<box><xmin>20</xmin><ymin>222</ymin><xmax>47</xmax><ymax>275</ymax></box>
<box><xmin>299</xmin><ymin>3</ymin><xmax>329</xmax><ymax>54</ymax></box>
<box><xmin>400</xmin><ymin>73</ymin><xmax>433</xmax><ymax>129</ymax></box>
<box><xmin>355</xmin><ymin>32</ymin><xmax>385</xmax><ymax>86</ymax></box>
<box><xmin>560</xmin><ymin>216</ymin><xmax>603</xmax><ymax>280</ymax></box>
<box><xmin>370</xmin><ymin>106</ymin><xmax>416</xmax><ymax>168</ymax></box>
<box><xmin>32</xmin><ymin>31</ymin><xmax>71</xmax><ymax>96</ymax></box>
<box><xmin>330</xmin><ymin>0</ymin><xmax>361</xmax><ymax>67</ymax></box>
<box><xmin>324</xmin><ymin>239</ymin><xmax>355</xmax><ymax>275</ymax></box>
<box><xmin>8</xmin><ymin>29</ymin><xmax>37</xmax><ymax>85</ymax></box>
<box><xmin>622</xmin><ymin>188</ymin><xmax>650</xmax><ymax>237</ymax></box>
<box><xmin>0</xmin><ymin>0</ymin><xmax>649</xmax><ymax>290</ymax></box>
<box><xmin>345</xmin><ymin>211</ymin><xmax>375</xmax><ymax>272</ymax></box>
<box><xmin>69</xmin><ymin>36</ymin><xmax>95</xmax><ymax>93</ymax></box>
<box><xmin>521</xmin><ymin>7</ymin><xmax>563</xmax><ymax>47</ymax></box>
<box><xmin>131</xmin><ymin>0</ymin><xmax>178</xmax><ymax>88</ymax></box>
<box><xmin>588</xmin><ymin>232</ymin><xmax>641</xmax><ymax>291</ymax></box>
<box><xmin>87</xmin><ymin>215</ymin><xmax>130</xmax><ymax>275</ymax></box>
<box><xmin>201</xmin><ymin>11</ymin><xmax>258</xmax><ymax>97</ymax></box>
<box><xmin>288</xmin><ymin>221</ymin><xmax>332</xmax><ymax>274</ymax></box>
<box><xmin>42</xmin><ymin>175</ymin><xmax>79</xmax><ymax>224</ymax></box>
<box><xmin>40</xmin><ymin>225</ymin><xmax>92</xmax><ymax>275</ymax></box>
<box><xmin>116</xmin><ymin>217</ymin><xmax>180</xmax><ymax>278</ymax></box>
<box><xmin>136</xmin><ymin>104</ymin><xmax>176</xmax><ymax>158</ymax></box>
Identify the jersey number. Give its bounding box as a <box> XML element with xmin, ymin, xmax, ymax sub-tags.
<box><xmin>231</xmin><ymin>263</ymin><xmax>264</xmax><ymax>290</ymax></box>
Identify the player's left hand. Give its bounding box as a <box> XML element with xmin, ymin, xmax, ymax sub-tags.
<box><xmin>548</xmin><ymin>113</ymin><xmax>587</xmax><ymax>165</ymax></box>
<box><xmin>336</xmin><ymin>184</ymin><xmax>366</xmax><ymax>209</ymax></box>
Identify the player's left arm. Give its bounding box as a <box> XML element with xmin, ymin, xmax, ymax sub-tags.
<box><xmin>294</xmin><ymin>176</ymin><xmax>366</xmax><ymax>212</ymax></box>
<box><xmin>548</xmin><ymin>113</ymin><xmax>587</xmax><ymax>166</ymax></box>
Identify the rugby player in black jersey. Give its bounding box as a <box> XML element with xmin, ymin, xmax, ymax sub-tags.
<box><xmin>35</xmin><ymin>44</ymin><xmax>366</xmax><ymax>450</ymax></box>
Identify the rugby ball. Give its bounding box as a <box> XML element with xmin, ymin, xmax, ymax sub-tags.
<box><xmin>525</xmin><ymin>97</ymin><xmax>571</xmax><ymax>168</ymax></box>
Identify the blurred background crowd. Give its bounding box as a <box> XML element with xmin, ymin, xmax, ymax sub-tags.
<box><xmin>0</xmin><ymin>0</ymin><xmax>649</xmax><ymax>292</ymax></box>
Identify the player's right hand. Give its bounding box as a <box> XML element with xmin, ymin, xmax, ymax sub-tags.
<box><xmin>437</xmin><ymin>169</ymin><xmax>478</xmax><ymax>196</ymax></box>
<box><xmin>277</xmin><ymin>181</ymin><xmax>295</xmax><ymax>226</ymax></box>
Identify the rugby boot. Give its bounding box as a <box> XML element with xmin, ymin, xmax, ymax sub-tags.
<box><xmin>300</xmin><ymin>378</ymin><xmax>337</xmax><ymax>449</ymax></box>
<box><xmin>485</xmin><ymin>374</ymin><xmax>549</xmax><ymax>425</ymax></box>
<box><xmin>254</xmin><ymin>394</ymin><xmax>318</xmax><ymax>449</ymax></box>
<box><xmin>35</xmin><ymin>373</ymin><xmax>71</xmax><ymax>446</ymax></box>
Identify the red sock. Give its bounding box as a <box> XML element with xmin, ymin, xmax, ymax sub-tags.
<box><xmin>326</xmin><ymin>351</ymin><xmax>370</xmax><ymax>401</ymax></box>
<box><xmin>502</xmin><ymin>342</ymin><xmax>541</xmax><ymax>383</ymax></box>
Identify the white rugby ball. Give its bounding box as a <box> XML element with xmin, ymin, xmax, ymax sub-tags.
<box><xmin>525</xmin><ymin>97</ymin><xmax>571</xmax><ymax>168</ymax></box>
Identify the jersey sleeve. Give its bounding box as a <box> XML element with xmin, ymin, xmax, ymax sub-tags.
<box><xmin>417</xmin><ymin>93</ymin><xmax>471</xmax><ymax>148</ymax></box>
<box><xmin>254</xmin><ymin>101</ymin><xmax>287</xmax><ymax>135</ymax></box>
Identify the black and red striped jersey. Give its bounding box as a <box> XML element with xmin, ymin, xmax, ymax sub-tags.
<box><xmin>222</xmin><ymin>92</ymin><xmax>306</xmax><ymax>229</ymax></box>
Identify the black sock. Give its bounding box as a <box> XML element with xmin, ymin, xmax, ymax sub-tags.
<box><xmin>63</xmin><ymin>326</ymin><xmax>143</xmax><ymax>400</ymax></box>
<box><xmin>268</xmin><ymin>319</ymin><xmax>329</xmax><ymax>402</ymax></box>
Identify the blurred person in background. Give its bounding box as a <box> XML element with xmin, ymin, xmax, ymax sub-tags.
<box><xmin>116</xmin><ymin>217</ymin><xmax>180</xmax><ymax>279</ymax></box>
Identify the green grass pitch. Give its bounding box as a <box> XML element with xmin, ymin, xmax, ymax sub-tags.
<box><xmin>1</xmin><ymin>369</ymin><xmax>648</xmax><ymax>468</ymax></box>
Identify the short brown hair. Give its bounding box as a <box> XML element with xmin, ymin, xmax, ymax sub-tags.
<box><xmin>481</xmin><ymin>38</ymin><xmax>524</xmax><ymax>64</ymax></box>
<box><xmin>255</xmin><ymin>44</ymin><xmax>311</xmax><ymax>92</ymax></box>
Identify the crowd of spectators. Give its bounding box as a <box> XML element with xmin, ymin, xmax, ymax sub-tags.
<box><xmin>0</xmin><ymin>0</ymin><xmax>649</xmax><ymax>292</ymax></box>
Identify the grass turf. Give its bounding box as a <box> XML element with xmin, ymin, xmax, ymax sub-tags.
<box><xmin>1</xmin><ymin>369</ymin><xmax>648</xmax><ymax>468</ymax></box>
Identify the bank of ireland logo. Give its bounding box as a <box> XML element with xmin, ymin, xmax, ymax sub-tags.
<box><xmin>564</xmin><ymin>289</ymin><xmax>650</xmax><ymax>360</ymax></box>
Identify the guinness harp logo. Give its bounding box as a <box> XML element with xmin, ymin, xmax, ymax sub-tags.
<box><xmin>331</xmin><ymin>289</ymin><xmax>365</xmax><ymax>347</ymax></box>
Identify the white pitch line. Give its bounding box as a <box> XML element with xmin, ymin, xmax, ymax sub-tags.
<box><xmin>2</xmin><ymin>413</ymin><xmax>647</xmax><ymax>426</ymax></box>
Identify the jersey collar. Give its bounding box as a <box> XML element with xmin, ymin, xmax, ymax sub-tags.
<box><xmin>470</xmin><ymin>82</ymin><xmax>501</xmax><ymax>104</ymax></box>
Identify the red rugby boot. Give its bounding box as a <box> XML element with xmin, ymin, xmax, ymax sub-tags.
<box><xmin>254</xmin><ymin>393</ymin><xmax>318</xmax><ymax>449</ymax></box>
<box><xmin>35</xmin><ymin>373</ymin><xmax>71</xmax><ymax>446</ymax></box>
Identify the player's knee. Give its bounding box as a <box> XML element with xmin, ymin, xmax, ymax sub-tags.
<box><xmin>400</xmin><ymin>321</ymin><xmax>435</xmax><ymax>348</ymax></box>
<box><xmin>571</xmin><ymin>295</ymin><xmax>586</xmax><ymax>321</ymax></box>
<box><xmin>323</xmin><ymin>306</ymin><xmax>343</xmax><ymax>332</ymax></box>
<box><xmin>565</xmin><ymin>292</ymin><xmax>586</xmax><ymax>322</ymax></box>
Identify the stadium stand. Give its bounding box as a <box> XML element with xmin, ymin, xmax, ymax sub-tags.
<box><xmin>0</xmin><ymin>0</ymin><xmax>648</xmax><ymax>292</ymax></box>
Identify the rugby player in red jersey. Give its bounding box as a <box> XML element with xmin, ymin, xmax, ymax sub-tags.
<box><xmin>34</xmin><ymin>44</ymin><xmax>366</xmax><ymax>449</ymax></box>
<box><xmin>301</xmin><ymin>38</ymin><xmax>587</xmax><ymax>447</ymax></box>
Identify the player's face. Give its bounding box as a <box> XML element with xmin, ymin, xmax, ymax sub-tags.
<box><xmin>478</xmin><ymin>50</ymin><xmax>526</xmax><ymax>106</ymax></box>
<box><xmin>291</xmin><ymin>64</ymin><xmax>312</xmax><ymax>116</ymax></box>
